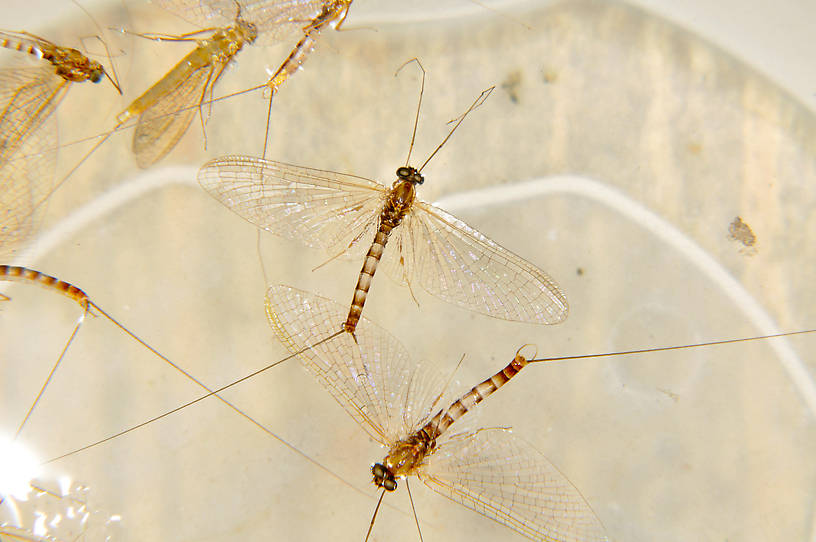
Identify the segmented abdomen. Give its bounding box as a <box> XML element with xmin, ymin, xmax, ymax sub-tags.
<box><xmin>0</xmin><ymin>265</ymin><xmax>89</xmax><ymax>309</ymax></box>
<box><xmin>0</xmin><ymin>34</ymin><xmax>45</xmax><ymax>60</ymax></box>
<box><xmin>343</xmin><ymin>227</ymin><xmax>392</xmax><ymax>334</ymax></box>
<box><xmin>423</xmin><ymin>352</ymin><xmax>529</xmax><ymax>440</ymax></box>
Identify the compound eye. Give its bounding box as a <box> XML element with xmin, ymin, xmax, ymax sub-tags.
<box><xmin>90</xmin><ymin>70</ymin><xmax>103</xmax><ymax>83</ymax></box>
<box><xmin>396</xmin><ymin>166</ymin><xmax>411</xmax><ymax>178</ymax></box>
<box><xmin>372</xmin><ymin>464</ymin><xmax>386</xmax><ymax>478</ymax></box>
<box><xmin>383</xmin><ymin>478</ymin><xmax>397</xmax><ymax>491</ymax></box>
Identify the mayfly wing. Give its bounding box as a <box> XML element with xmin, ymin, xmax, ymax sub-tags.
<box><xmin>131</xmin><ymin>62</ymin><xmax>211</xmax><ymax>168</ymax></box>
<box><xmin>198</xmin><ymin>156</ymin><xmax>386</xmax><ymax>255</ymax></box>
<box><xmin>265</xmin><ymin>284</ymin><xmax>443</xmax><ymax>445</ymax></box>
<box><xmin>0</xmin><ymin>90</ymin><xmax>58</xmax><ymax>259</ymax></box>
<box><xmin>420</xmin><ymin>427</ymin><xmax>608</xmax><ymax>542</ymax></box>
<box><xmin>156</xmin><ymin>1</ymin><xmax>338</xmax><ymax>45</ymax></box>
<box><xmin>0</xmin><ymin>66</ymin><xmax>65</xmax><ymax>165</ymax></box>
<box><xmin>381</xmin><ymin>200</ymin><xmax>569</xmax><ymax>325</ymax></box>
<box><xmin>153</xmin><ymin>0</ymin><xmax>238</xmax><ymax>27</ymax></box>
<box><xmin>243</xmin><ymin>1</ymin><xmax>333</xmax><ymax>43</ymax></box>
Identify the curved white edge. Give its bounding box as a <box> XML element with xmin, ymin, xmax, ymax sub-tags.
<box><xmin>11</xmin><ymin>168</ymin><xmax>816</xmax><ymax>541</ymax></box>
<box><xmin>13</xmin><ymin>165</ymin><xmax>199</xmax><ymax>268</ymax></box>
<box><xmin>16</xmin><ymin>169</ymin><xmax>816</xmax><ymax>418</ymax></box>
<box><xmin>435</xmin><ymin>175</ymin><xmax>816</xmax><ymax>419</ymax></box>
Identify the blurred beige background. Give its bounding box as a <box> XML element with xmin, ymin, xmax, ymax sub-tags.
<box><xmin>1</xmin><ymin>0</ymin><xmax>815</xmax><ymax>541</ymax></box>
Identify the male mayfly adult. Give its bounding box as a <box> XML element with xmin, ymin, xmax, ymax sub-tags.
<box><xmin>265</xmin><ymin>283</ymin><xmax>606</xmax><ymax>542</ymax></box>
<box><xmin>198</xmin><ymin>87</ymin><xmax>568</xmax><ymax>337</ymax></box>
<box><xmin>0</xmin><ymin>30</ymin><xmax>119</xmax><ymax>258</ymax></box>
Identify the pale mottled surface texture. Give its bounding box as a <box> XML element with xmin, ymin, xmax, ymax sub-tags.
<box><xmin>1</xmin><ymin>1</ymin><xmax>815</xmax><ymax>541</ymax></box>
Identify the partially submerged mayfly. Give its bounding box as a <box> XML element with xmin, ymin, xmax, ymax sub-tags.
<box><xmin>199</xmin><ymin>85</ymin><xmax>567</xmax><ymax>337</ymax></box>
<box><xmin>0</xmin><ymin>30</ymin><xmax>119</xmax><ymax>258</ymax></box>
<box><xmin>265</xmin><ymin>284</ymin><xmax>607</xmax><ymax>542</ymax></box>
<box><xmin>0</xmin><ymin>478</ymin><xmax>121</xmax><ymax>542</ymax></box>
<box><xmin>116</xmin><ymin>0</ymin><xmax>352</xmax><ymax>167</ymax></box>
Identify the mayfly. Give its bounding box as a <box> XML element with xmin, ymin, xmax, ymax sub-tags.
<box><xmin>198</xmin><ymin>88</ymin><xmax>568</xmax><ymax>337</ymax></box>
<box><xmin>114</xmin><ymin>0</ymin><xmax>351</xmax><ymax>168</ymax></box>
<box><xmin>0</xmin><ymin>29</ymin><xmax>118</xmax><ymax>165</ymax></box>
<box><xmin>260</xmin><ymin>0</ymin><xmax>352</xmax><ymax>156</ymax></box>
<box><xmin>265</xmin><ymin>283</ymin><xmax>607</xmax><ymax>542</ymax></box>
<box><xmin>0</xmin><ymin>31</ymin><xmax>119</xmax><ymax>257</ymax></box>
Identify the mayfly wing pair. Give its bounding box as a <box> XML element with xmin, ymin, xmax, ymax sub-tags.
<box><xmin>197</xmin><ymin>155</ymin><xmax>568</xmax><ymax>335</ymax></box>
<box><xmin>118</xmin><ymin>0</ymin><xmax>351</xmax><ymax>168</ymax></box>
<box><xmin>0</xmin><ymin>31</ymin><xmax>118</xmax><ymax>258</ymax></box>
<box><xmin>265</xmin><ymin>284</ymin><xmax>607</xmax><ymax>542</ymax></box>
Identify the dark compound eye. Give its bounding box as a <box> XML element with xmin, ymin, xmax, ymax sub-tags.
<box><xmin>90</xmin><ymin>70</ymin><xmax>103</xmax><ymax>83</ymax></box>
<box><xmin>396</xmin><ymin>166</ymin><xmax>411</xmax><ymax>178</ymax></box>
<box><xmin>372</xmin><ymin>464</ymin><xmax>386</xmax><ymax>478</ymax></box>
<box><xmin>383</xmin><ymin>478</ymin><xmax>397</xmax><ymax>491</ymax></box>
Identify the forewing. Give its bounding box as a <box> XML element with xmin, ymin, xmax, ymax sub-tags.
<box><xmin>264</xmin><ymin>284</ymin><xmax>444</xmax><ymax>445</ymax></box>
<box><xmin>153</xmin><ymin>0</ymin><xmax>238</xmax><ymax>28</ymax></box>
<box><xmin>0</xmin><ymin>67</ymin><xmax>64</xmax><ymax>166</ymax></box>
<box><xmin>388</xmin><ymin>201</ymin><xmax>569</xmax><ymax>325</ymax></box>
<box><xmin>0</xmin><ymin>111</ymin><xmax>57</xmax><ymax>259</ymax></box>
<box><xmin>420</xmin><ymin>428</ymin><xmax>609</xmax><ymax>542</ymax></box>
<box><xmin>198</xmin><ymin>156</ymin><xmax>385</xmax><ymax>255</ymax></box>
<box><xmin>131</xmin><ymin>62</ymin><xmax>210</xmax><ymax>168</ymax></box>
<box><xmin>155</xmin><ymin>1</ymin><xmax>338</xmax><ymax>45</ymax></box>
<box><xmin>239</xmin><ymin>1</ymin><xmax>338</xmax><ymax>45</ymax></box>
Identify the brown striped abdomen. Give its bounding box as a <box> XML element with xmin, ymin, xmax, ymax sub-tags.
<box><xmin>0</xmin><ymin>265</ymin><xmax>89</xmax><ymax>309</ymax></box>
<box><xmin>267</xmin><ymin>33</ymin><xmax>320</xmax><ymax>93</ymax></box>
<box><xmin>343</xmin><ymin>227</ymin><xmax>391</xmax><ymax>334</ymax></box>
<box><xmin>422</xmin><ymin>352</ymin><xmax>529</xmax><ymax>440</ymax></box>
<box><xmin>0</xmin><ymin>35</ymin><xmax>45</xmax><ymax>59</ymax></box>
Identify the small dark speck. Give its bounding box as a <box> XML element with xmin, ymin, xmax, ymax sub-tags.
<box><xmin>501</xmin><ymin>70</ymin><xmax>523</xmax><ymax>104</ymax></box>
<box><xmin>576</xmin><ymin>267</ymin><xmax>584</xmax><ymax>276</ymax></box>
<box><xmin>541</xmin><ymin>68</ymin><xmax>559</xmax><ymax>84</ymax></box>
<box><xmin>728</xmin><ymin>216</ymin><xmax>757</xmax><ymax>254</ymax></box>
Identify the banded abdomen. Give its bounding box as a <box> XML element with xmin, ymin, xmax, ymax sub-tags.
<box><xmin>0</xmin><ymin>265</ymin><xmax>89</xmax><ymax>310</ymax></box>
<box><xmin>343</xmin><ymin>173</ymin><xmax>418</xmax><ymax>334</ymax></box>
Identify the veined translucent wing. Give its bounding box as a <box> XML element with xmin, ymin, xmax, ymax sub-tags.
<box><xmin>422</xmin><ymin>428</ymin><xmax>609</xmax><ymax>542</ymax></box>
<box><xmin>383</xmin><ymin>201</ymin><xmax>569</xmax><ymax>325</ymax></box>
<box><xmin>155</xmin><ymin>0</ymin><xmax>344</xmax><ymax>46</ymax></box>
<box><xmin>265</xmin><ymin>284</ymin><xmax>443</xmax><ymax>445</ymax></box>
<box><xmin>241</xmin><ymin>0</ymin><xmax>347</xmax><ymax>45</ymax></box>
<box><xmin>0</xmin><ymin>71</ymin><xmax>59</xmax><ymax>259</ymax></box>
<box><xmin>131</xmin><ymin>61</ymin><xmax>212</xmax><ymax>168</ymax></box>
<box><xmin>198</xmin><ymin>156</ymin><xmax>387</xmax><ymax>255</ymax></box>
<box><xmin>0</xmin><ymin>67</ymin><xmax>66</xmax><ymax>165</ymax></box>
<box><xmin>153</xmin><ymin>0</ymin><xmax>240</xmax><ymax>28</ymax></box>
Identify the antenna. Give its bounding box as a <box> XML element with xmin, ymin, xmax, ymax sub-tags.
<box><xmin>417</xmin><ymin>85</ymin><xmax>495</xmax><ymax>172</ymax></box>
<box><xmin>395</xmin><ymin>58</ymin><xmax>425</xmax><ymax>167</ymax></box>
<box><xmin>72</xmin><ymin>0</ymin><xmax>123</xmax><ymax>94</ymax></box>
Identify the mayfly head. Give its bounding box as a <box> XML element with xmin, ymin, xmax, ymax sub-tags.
<box><xmin>396</xmin><ymin>166</ymin><xmax>424</xmax><ymax>185</ymax></box>
<box><xmin>371</xmin><ymin>463</ymin><xmax>397</xmax><ymax>491</ymax></box>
